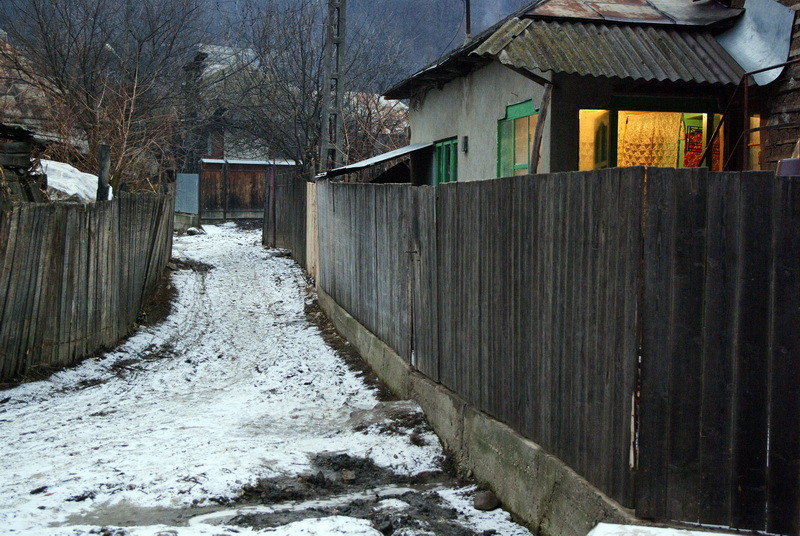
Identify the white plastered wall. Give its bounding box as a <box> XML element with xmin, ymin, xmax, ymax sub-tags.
<box><xmin>408</xmin><ymin>61</ymin><xmax>551</xmax><ymax>182</ymax></box>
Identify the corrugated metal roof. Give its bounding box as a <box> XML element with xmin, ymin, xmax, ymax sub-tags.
<box><xmin>200</xmin><ymin>158</ymin><xmax>297</xmax><ymax>166</ymax></box>
<box><xmin>528</xmin><ymin>0</ymin><xmax>742</xmax><ymax>27</ymax></box>
<box><xmin>316</xmin><ymin>142</ymin><xmax>433</xmax><ymax>179</ymax></box>
<box><xmin>474</xmin><ymin>18</ymin><xmax>744</xmax><ymax>84</ymax></box>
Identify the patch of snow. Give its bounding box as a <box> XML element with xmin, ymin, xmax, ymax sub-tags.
<box><xmin>39</xmin><ymin>159</ymin><xmax>112</xmax><ymax>202</ymax></box>
<box><xmin>437</xmin><ymin>486</ymin><xmax>533</xmax><ymax>536</ymax></box>
<box><xmin>0</xmin><ymin>226</ymin><xmax>436</xmax><ymax>533</ymax></box>
<box><xmin>257</xmin><ymin>515</ymin><xmax>382</xmax><ymax>535</ymax></box>
<box><xmin>588</xmin><ymin>523</ymin><xmax>739</xmax><ymax>536</ymax></box>
<box><xmin>374</xmin><ymin>498</ymin><xmax>411</xmax><ymax>511</ymax></box>
<box><xmin>0</xmin><ymin>225</ymin><xmax>532</xmax><ymax>535</ymax></box>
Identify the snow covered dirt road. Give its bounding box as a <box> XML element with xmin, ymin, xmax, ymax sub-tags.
<box><xmin>0</xmin><ymin>223</ymin><xmax>532</xmax><ymax>536</ymax></box>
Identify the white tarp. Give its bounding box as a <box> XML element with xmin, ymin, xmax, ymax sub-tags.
<box><xmin>38</xmin><ymin>159</ymin><xmax>113</xmax><ymax>203</ymax></box>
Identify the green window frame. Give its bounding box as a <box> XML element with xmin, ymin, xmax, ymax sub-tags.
<box><xmin>497</xmin><ymin>100</ymin><xmax>538</xmax><ymax>178</ymax></box>
<box><xmin>434</xmin><ymin>138</ymin><xmax>458</xmax><ymax>185</ymax></box>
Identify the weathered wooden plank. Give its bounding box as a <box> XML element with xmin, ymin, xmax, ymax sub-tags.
<box><xmin>698</xmin><ymin>172</ymin><xmax>739</xmax><ymax>525</ymax></box>
<box><xmin>479</xmin><ymin>179</ymin><xmax>494</xmax><ymax>417</ymax></box>
<box><xmin>596</xmin><ymin>168</ymin><xmax>617</xmax><ymax>494</ymax></box>
<box><xmin>518</xmin><ymin>174</ymin><xmax>537</xmax><ymax>440</ymax></box>
<box><xmin>77</xmin><ymin>204</ymin><xmax>91</xmax><ymax>359</ymax></box>
<box><xmin>637</xmin><ymin>167</ymin><xmax>676</xmax><ymax>519</ymax></box>
<box><xmin>463</xmin><ymin>182</ymin><xmax>483</xmax><ymax>408</ymax></box>
<box><xmin>437</xmin><ymin>183</ymin><xmax>457</xmax><ymax>392</ymax></box>
<box><xmin>15</xmin><ymin>206</ymin><xmax>46</xmax><ymax>376</ymax></box>
<box><xmin>581</xmin><ymin>169</ymin><xmax>600</xmax><ymax>483</ymax></box>
<box><xmin>552</xmin><ymin>173</ymin><xmax>568</xmax><ymax>458</ymax></box>
<box><xmin>0</xmin><ymin>208</ymin><xmax>21</xmax><ymax>378</ymax></box>
<box><xmin>88</xmin><ymin>203</ymin><xmax>101</xmax><ymax>351</ymax></box>
<box><xmin>767</xmin><ymin>175</ymin><xmax>800</xmax><ymax>536</ymax></box>
<box><xmin>665</xmin><ymin>168</ymin><xmax>708</xmax><ymax>523</ymax></box>
<box><xmin>558</xmin><ymin>171</ymin><xmax>575</xmax><ymax>468</ymax></box>
<box><xmin>411</xmin><ymin>186</ymin><xmax>438</xmax><ymax>378</ymax></box>
<box><xmin>33</xmin><ymin>205</ymin><xmax>59</xmax><ymax>367</ymax></box>
<box><xmin>730</xmin><ymin>171</ymin><xmax>773</xmax><ymax>531</ymax></box>
<box><xmin>61</xmin><ymin>207</ymin><xmax>79</xmax><ymax>365</ymax></box>
<box><xmin>496</xmin><ymin>177</ymin><xmax>515</xmax><ymax>428</ymax></box>
<box><xmin>614</xmin><ymin>166</ymin><xmax>642</xmax><ymax>507</ymax></box>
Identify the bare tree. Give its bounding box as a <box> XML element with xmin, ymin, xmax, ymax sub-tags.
<box><xmin>202</xmin><ymin>0</ymin><xmax>411</xmax><ymax>174</ymax></box>
<box><xmin>342</xmin><ymin>93</ymin><xmax>408</xmax><ymax>165</ymax></box>
<box><xmin>0</xmin><ymin>0</ymin><xmax>209</xmax><ymax>189</ymax></box>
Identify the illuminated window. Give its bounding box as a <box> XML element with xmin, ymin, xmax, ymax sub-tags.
<box><xmin>579</xmin><ymin>106</ymin><xmax>724</xmax><ymax>171</ymax></box>
<box><xmin>748</xmin><ymin>115</ymin><xmax>762</xmax><ymax>171</ymax></box>
<box><xmin>579</xmin><ymin>110</ymin><xmax>610</xmax><ymax>171</ymax></box>
<box><xmin>498</xmin><ymin>100</ymin><xmax>538</xmax><ymax>177</ymax></box>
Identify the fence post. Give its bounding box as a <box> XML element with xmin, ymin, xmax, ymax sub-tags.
<box><xmin>96</xmin><ymin>144</ymin><xmax>110</xmax><ymax>202</ymax></box>
<box><xmin>270</xmin><ymin>166</ymin><xmax>277</xmax><ymax>248</ymax></box>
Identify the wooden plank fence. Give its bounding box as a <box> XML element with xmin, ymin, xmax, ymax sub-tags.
<box><xmin>264</xmin><ymin>169</ymin><xmax>307</xmax><ymax>268</ymax></box>
<box><xmin>638</xmin><ymin>169</ymin><xmax>800</xmax><ymax>535</ymax></box>
<box><xmin>0</xmin><ymin>190</ymin><xmax>175</xmax><ymax>382</ymax></box>
<box><xmin>314</xmin><ymin>167</ymin><xmax>800</xmax><ymax>534</ymax></box>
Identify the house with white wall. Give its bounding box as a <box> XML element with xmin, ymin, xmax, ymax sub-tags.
<box><xmin>369</xmin><ymin>0</ymin><xmax>794</xmax><ymax>185</ymax></box>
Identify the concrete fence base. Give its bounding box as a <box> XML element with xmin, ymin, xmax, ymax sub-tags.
<box><xmin>317</xmin><ymin>286</ymin><xmax>638</xmax><ymax>536</ymax></box>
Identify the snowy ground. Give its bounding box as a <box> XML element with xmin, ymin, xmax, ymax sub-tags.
<box><xmin>0</xmin><ymin>223</ymin><xmax>532</xmax><ymax>536</ymax></box>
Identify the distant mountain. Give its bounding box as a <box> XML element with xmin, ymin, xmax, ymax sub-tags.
<box><xmin>349</xmin><ymin>0</ymin><xmax>531</xmax><ymax>67</ymax></box>
<box><xmin>206</xmin><ymin>0</ymin><xmax>532</xmax><ymax>89</ymax></box>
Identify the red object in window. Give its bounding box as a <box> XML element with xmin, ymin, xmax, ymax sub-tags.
<box><xmin>683</xmin><ymin>126</ymin><xmax>703</xmax><ymax>167</ymax></box>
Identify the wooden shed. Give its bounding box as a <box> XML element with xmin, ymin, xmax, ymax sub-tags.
<box><xmin>199</xmin><ymin>158</ymin><xmax>297</xmax><ymax>220</ymax></box>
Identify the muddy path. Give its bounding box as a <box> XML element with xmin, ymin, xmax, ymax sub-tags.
<box><xmin>0</xmin><ymin>224</ymin><xmax>531</xmax><ymax>536</ymax></box>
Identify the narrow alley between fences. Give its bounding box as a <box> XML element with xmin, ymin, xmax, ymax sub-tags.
<box><xmin>0</xmin><ymin>223</ymin><xmax>531</xmax><ymax>536</ymax></box>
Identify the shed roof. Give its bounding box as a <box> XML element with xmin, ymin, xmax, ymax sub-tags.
<box><xmin>475</xmin><ymin>18</ymin><xmax>744</xmax><ymax>85</ymax></box>
<box><xmin>200</xmin><ymin>158</ymin><xmax>297</xmax><ymax>166</ymax></box>
<box><xmin>315</xmin><ymin>142</ymin><xmax>433</xmax><ymax>180</ymax></box>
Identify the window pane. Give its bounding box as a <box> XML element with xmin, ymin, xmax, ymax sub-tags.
<box><xmin>514</xmin><ymin>116</ymin><xmax>528</xmax><ymax>167</ymax></box>
<box><xmin>618</xmin><ymin>111</ymin><xmax>682</xmax><ymax>167</ymax></box>
<box><xmin>681</xmin><ymin>113</ymin><xmax>704</xmax><ymax>168</ymax></box>
<box><xmin>498</xmin><ymin>120</ymin><xmax>513</xmax><ymax>177</ymax></box>
<box><xmin>450</xmin><ymin>141</ymin><xmax>458</xmax><ymax>182</ymax></box>
<box><xmin>749</xmin><ymin>115</ymin><xmax>761</xmax><ymax>171</ymax></box>
<box><xmin>712</xmin><ymin>114</ymin><xmax>724</xmax><ymax>172</ymax></box>
<box><xmin>529</xmin><ymin>115</ymin><xmax>538</xmax><ymax>172</ymax></box>
<box><xmin>443</xmin><ymin>144</ymin><xmax>451</xmax><ymax>183</ymax></box>
<box><xmin>579</xmin><ymin>109</ymin><xmax>610</xmax><ymax>171</ymax></box>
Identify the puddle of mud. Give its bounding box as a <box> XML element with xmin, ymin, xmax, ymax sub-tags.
<box><xmin>228</xmin><ymin>488</ymin><xmax>493</xmax><ymax>536</ymax></box>
<box><xmin>216</xmin><ymin>453</ymin><xmax>490</xmax><ymax>536</ymax></box>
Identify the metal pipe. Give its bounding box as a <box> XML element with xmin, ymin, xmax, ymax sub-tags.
<box><xmin>743</xmin><ymin>73</ymin><xmax>749</xmax><ymax>171</ymax></box>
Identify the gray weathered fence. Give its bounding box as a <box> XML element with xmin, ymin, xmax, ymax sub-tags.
<box><xmin>315</xmin><ymin>168</ymin><xmax>800</xmax><ymax>534</ymax></box>
<box><xmin>0</xmin><ymin>191</ymin><xmax>175</xmax><ymax>381</ymax></box>
<box><xmin>264</xmin><ymin>169</ymin><xmax>307</xmax><ymax>268</ymax></box>
<box><xmin>638</xmin><ymin>169</ymin><xmax>800</xmax><ymax>535</ymax></box>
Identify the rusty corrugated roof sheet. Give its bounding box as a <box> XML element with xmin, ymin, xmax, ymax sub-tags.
<box><xmin>473</xmin><ymin>18</ymin><xmax>744</xmax><ymax>84</ymax></box>
<box><xmin>528</xmin><ymin>0</ymin><xmax>742</xmax><ymax>27</ymax></box>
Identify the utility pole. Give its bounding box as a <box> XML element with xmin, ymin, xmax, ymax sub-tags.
<box><xmin>465</xmin><ymin>0</ymin><xmax>472</xmax><ymax>41</ymax></box>
<box><xmin>318</xmin><ymin>0</ymin><xmax>347</xmax><ymax>173</ymax></box>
